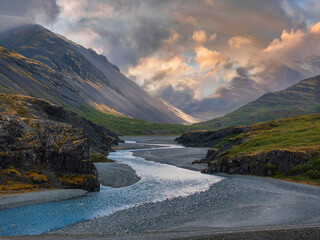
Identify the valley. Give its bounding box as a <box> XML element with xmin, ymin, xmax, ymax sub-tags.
<box><xmin>0</xmin><ymin>3</ymin><xmax>320</xmax><ymax>239</ymax></box>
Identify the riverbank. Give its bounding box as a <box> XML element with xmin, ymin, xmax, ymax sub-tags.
<box><xmin>120</xmin><ymin>135</ymin><xmax>208</xmax><ymax>171</ymax></box>
<box><xmin>2</xmin><ymin>136</ymin><xmax>320</xmax><ymax>239</ymax></box>
<box><xmin>0</xmin><ymin>189</ymin><xmax>88</xmax><ymax>209</ymax></box>
<box><xmin>51</xmin><ymin>173</ymin><xmax>320</xmax><ymax>236</ymax></box>
<box><xmin>49</xmin><ymin>137</ymin><xmax>320</xmax><ymax>238</ymax></box>
<box><xmin>94</xmin><ymin>162</ymin><xmax>140</xmax><ymax>188</ymax></box>
<box><xmin>0</xmin><ymin>161</ymin><xmax>140</xmax><ymax>209</ymax></box>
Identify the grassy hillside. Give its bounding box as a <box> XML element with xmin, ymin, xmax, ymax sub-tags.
<box><xmin>64</xmin><ymin>105</ymin><xmax>207</xmax><ymax>136</ymax></box>
<box><xmin>225</xmin><ymin>114</ymin><xmax>320</xmax><ymax>156</ymax></box>
<box><xmin>0</xmin><ymin>93</ymin><xmax>207</xmax><ymax>136</ymax></box>
<box><xmin>218</xmin><ymin>114</ymin><xmax>320</xmax><ymax>185</ymax></box>
<box><xmin>196</xmin><ymin>75</ymin><xmax>320</xmax><ymax>129</ymax></box>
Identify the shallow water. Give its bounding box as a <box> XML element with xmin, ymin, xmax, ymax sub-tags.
<box><xmin>0</xmin><ymin>142</ymin><xmax>222</xmax><ymax>236</ymax></box>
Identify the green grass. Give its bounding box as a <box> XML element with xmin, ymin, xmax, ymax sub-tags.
<box><xmin>196</xmin><ymin>76</ymin><xmax>320</xmax><ymax>129</ymax></box>
<box><xmin>89</xmin><ymin>153</ymin><xmax>114</xmax><ymax>162</ymax></box>
<box><xmin>64</xmin><ymin>105</ymin><xmax>208</xmax><ymax>136</ymax></box>
<box><xmin>225</xmin><ymin>114</ymin><xmax>320</xmax><ymax>156</ymax></box>
<box><xmin>212</xmin><ymin>114</ymin><xmax>320</xmax><ymax>185</ymax></box>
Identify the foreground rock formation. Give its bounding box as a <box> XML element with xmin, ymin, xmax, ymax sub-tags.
<box><xmin>0</xmin><ymin>94</ymin><xmax>121</xmax><ymax>154</ymax></box>
<box><xmin>202</xmin><ymin>149</ymin><xmax>312</xmax><ymax>176</ymax></box>
<box><xmin>0</xmin><ymin>115</ymin><xmax>99</xmax><ymax>192</ymax></box>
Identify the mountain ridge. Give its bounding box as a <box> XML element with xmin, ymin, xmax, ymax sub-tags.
<box><xmin>196</xmin><ymin>75</ymin><xmax>320</xmax><ymax>128</ymax></box>
<box><xmin>0</xmin><ymin>17</ymin><xmax>193</xmax><ymax>124</ymax></box>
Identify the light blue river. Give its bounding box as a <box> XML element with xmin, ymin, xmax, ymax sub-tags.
<box><xmin>0</xmin><ymin>142</ymin><xmax>222</xmax><ymax>236</ymax></box>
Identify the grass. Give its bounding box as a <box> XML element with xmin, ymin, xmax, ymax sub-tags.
<box><xmin>89</xmin><ymin>153</ymin><xmax>114</xmax><ymax>162</ymax></box>
<box><xmin>26</xmin><ymin>170</ymin><xmax>48</xmax><ymax>183</ymax></box>
<box><xmin>225</xmin><ymin>114</ymin><xmax>320</xmax><ymax>156</ymax></box>
<box><xmin>196</xmin><ymin>75</ymin><xmax>320</xmax><ymax>129</ymax></box>
<box><xmin>211</xmin><ymin>114</ymin><xmax>320</xmax><ymax>186</ymax></box>
<box><xmin>63</xmin><ymin>105</ymin><xmax>208</xmax><ymax>136</ymax></box>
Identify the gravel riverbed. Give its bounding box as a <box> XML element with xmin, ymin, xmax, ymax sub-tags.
<box><xmin>2</xmin><ymin>136</ymin><xmax>320</xmax><ymax>239</ymax></box>
<box><xmin>50</xmin><ymin>136</ymin><xmax>320</xmax><ymax>238</ymax></box>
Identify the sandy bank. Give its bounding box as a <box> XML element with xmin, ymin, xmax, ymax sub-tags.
<box><xmin>0</xmin><ymin>189</ymin><xmax>87</xmax><ymax>209</ymax></box>
<box><xmin>94</xmin><ymin>162</ymin><xmax>140</xmax><ymax>188</ymax></box>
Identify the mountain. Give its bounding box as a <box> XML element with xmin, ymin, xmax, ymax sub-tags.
<box><xmin>196</xmin><ymin>75</ymin><xmax>320</xmax><ymax>128</ymax></box>
<box><xmin>0</xmin><ymin>16</ymin><xmax>193</xmax><ymax>124</ymax></box>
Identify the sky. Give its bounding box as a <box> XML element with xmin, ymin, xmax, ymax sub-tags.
<box><xmin>1</xmin><ymin>0</ymin><xmax>320</xmax><ymax>119</ymax></box>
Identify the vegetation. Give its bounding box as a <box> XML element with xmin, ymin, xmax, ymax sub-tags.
<box><xmin>64</xmin><ymin>105</ymin><xmax>208</xmax><ymax>136</ymax></box>
<box><xmin>216</xmin><ymin>114</ymin><xmax>320</xmax><ymax>185</ymax></box>
<box><xmin>26</xmin><ymin>170</ymin><xmax>48</xmax><ymax>183</ymax></box>
<box><xmin>289</xmin><ymin>154</ymin><xmax>320</xmax><ymax>180</ymax></box>
<box><xmin>0</xmin><ymin>167</ymin><xmax>51</xmax><ymax>194</ymax></box>
<box><xmin>225</xmin><ymin>114</ymin><xmax>320</xmax><ymax>156</ymax></box>
<box><xmin>0</xmin><ymin>183</ymin><xmax>34</xmax><ymax>193</ymax></box>
<box><xmin>196</xmin><ymin>76</ymin><xmax>320</xmax><ymax>129</ymax></box>
<box><xmin>89</xmin><ymin>153</ymin><xmax>114</xmax><ymax>162</ymax></box>
<box><xmin>58</xmin><ymin>174</ymin><xmax>93</xmax><ymax>185</ymax></box>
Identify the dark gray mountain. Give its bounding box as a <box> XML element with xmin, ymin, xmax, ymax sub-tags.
<box><xmin>0</xmin><ymin>16</ymin><xmax>193</xmax><ymax>124</ymax></box>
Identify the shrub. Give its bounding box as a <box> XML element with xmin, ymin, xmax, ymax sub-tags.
<box><xmin>89</xmin><ymin>153</ymin><xmax>114</xmax><ymax>162</ymax></box>
<box><xmin>26</xmin><ymin>170</ymin><xmax>48</xmax><ymax>183</ymax></box>
<box><xmin>262</xmin><ymin>163</ymin><xmax>278</xmax><ymax>176</ymax></box>
<box><xmin>3</xmin><ymin>167</ymin><xmax>22</xmax><ymax>179</ymax></box>
<box><xmin>289</xmin><ymin>154</ymin><xmax>320</xmax><ymax>179</ymax></box>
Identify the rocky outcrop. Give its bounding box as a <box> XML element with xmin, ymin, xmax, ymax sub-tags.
<box><xmin>202</xmin><ymin>150</ymin><xmax>313</xmax><ymax>176</ymax></box>
<box><xmin>0</xmin><ymin>94</ymin><xmax>121</xmax><ymax>154</ymax></box>
<box><xmin>175</xmin><ymin>127</ymin><xmax>248</xmax><ymax>148</ymax></box>
<box><xmin>0</xmin><ymin>115</ymin><xmax>99</xmax><ymax>191</ymax></box>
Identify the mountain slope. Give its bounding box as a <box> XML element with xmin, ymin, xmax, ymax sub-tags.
<box><xmin>0</xmin><ymin>93</ymin><xmax>120</xmax><ymax>154</ymax></box>
<box><xmin>197</xmin><ymin>75</ymin><xmax>320</xmax><ymax>128</ymax></box>
<box><xmin>0</xmin><ymin>16</ymin><xmax>193</xmax><ymax>124</ymax></box>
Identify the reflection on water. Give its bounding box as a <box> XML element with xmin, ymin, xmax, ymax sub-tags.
<box><xmin>0</xmin><ymin>143</ymin><xmax>222</xmax><ymax>236</ymax></box>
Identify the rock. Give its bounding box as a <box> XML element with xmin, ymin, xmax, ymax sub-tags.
<box><xmin>0</xmin><ymin>115</ymin><xmax>99</xmax><ymax>191</ymax></box>
<box><xmin>204</xmin><ymin>150</ymin><xmax>312</xmax><ymax>176</ymax></box>
<box><xmin>0</xmin><ymin>93</ymin><xmax>122</xmax><ymax>154</ymax></box>
<box><xmin>175</xmin><ymin>126</ymin><xmax>248</xmax><ymax>148</ymax></box>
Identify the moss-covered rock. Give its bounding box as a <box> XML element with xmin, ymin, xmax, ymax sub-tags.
<box><xmin>0</xmin><ymin>114</ymin><xmax>99</xmax><ymax>192</ymax></box>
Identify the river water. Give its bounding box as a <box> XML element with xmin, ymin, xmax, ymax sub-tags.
<box><xmin>0</xmin><ymin>142</ymin><xmax>222</xmax><ymax>236</ymax></box>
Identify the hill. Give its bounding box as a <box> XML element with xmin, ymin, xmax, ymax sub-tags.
<box><xmin>177</xmin><ymin>114</ymin><xmax>320</xmax><ymax>185</ymax></box>
<box><xmin>196</xmin><ymin>75</ymin><xmax>320</xmax><ymax>128</ymax></box>
<box><xmin>0</xmin><ymin>93</ymin><xmax>120</xmax><ymax>153</ymax></box>
<box><xmin>0</xmin><ymin>16</ymin><xmax>193</xmax><ymax>125</ymax></box>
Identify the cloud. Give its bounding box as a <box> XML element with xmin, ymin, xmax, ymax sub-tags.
<box><xmin>209</xmin><ymin>33</ymin><xmax>217</xmax><ymax>41</ymax></box>
<box><xmin>164</xmin><ymin>29</ymin><xmax>180</xmax><ymax>45</ymax></box>
<box><xmin>57</xmin><ymin>0</ymin><xmax>113</xmax><ymax>21</ymax></box>
<box><xmin>2</xmin><ymin>0</ymin><xmax>320</xmax><ymax>120</ymax></box>
<box><xmin>228</xmin><ymin>36</ymin><xmax>252</xmax><ymax>49</ymax></box>
<box><xmin>0</xmin><ymin>0</ymin><xmax>60</xmax><ymax>25</ymax></box>
<box><xmin>262</xmin><ymin>21</ymin><xmax>320</xmax><ymax>76</ymax></box>
<box><xmin>195</xmin><ymin>46</ymin><xmax>226</xmax><ymax>73</ymax></box>
<box><xmin>192</xmin><ymin>30</ymin><xmax>207</xmax><ymax>44</ymax></box>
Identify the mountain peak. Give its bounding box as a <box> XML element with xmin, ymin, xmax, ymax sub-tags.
<box><xmin>0</xmin><ymin>23</ymin><xmax>194</xmax><ymax>124</ymax></box>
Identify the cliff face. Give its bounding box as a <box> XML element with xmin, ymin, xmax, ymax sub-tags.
<box><xmin>202</xmin><ymin>150</ymin><xmax>312</xmax><ymax>176</ymax></box>
<box><xmin>175</xmin><ymin>126</ymin><xmax>248</xmax><ymax>148</ymax></box>
<box><xmin>0</xmin><ymin>94</ymin><xmax>121</xmax><ymax>154</ymax></box>
<box><xmin>0</xmin><ymin>115</ymin><xmax>99</xmax><ymax>192</ymax></box>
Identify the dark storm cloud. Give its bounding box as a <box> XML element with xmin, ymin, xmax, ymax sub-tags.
<box><xmin>0</xmin><ymin>0</ymin><xmax>60</xmax><ymax>25</ymax></box>
<box><xmin>97</xmin><ymin>17</ymin><xmax>171</xmax><ymax>67</ymax></box>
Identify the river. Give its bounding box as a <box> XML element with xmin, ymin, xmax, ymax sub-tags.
<box><xmin>0</xmin><ymin>141</ymin><xmax>222</xmax><ymax>236</ymax></box>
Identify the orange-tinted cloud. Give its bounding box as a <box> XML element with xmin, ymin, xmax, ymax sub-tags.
<box><xmin>192</xmin><ymin>30</ymin><xmax>207</xmax><ymax>44</ymax></box>
<box><xmin>228</xmin><ymin>36</ymin><xmax>252</xmax><ymax>49</ymax></box>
